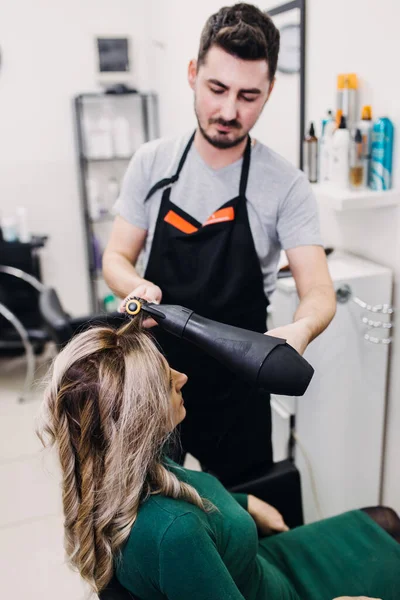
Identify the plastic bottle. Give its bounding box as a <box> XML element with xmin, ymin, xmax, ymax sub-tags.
<box><xmin>336</xmin><ymin>74</ymin><xmax>345</xmax><ymax>126</ymax></box>
<box><xmin>95</xmin><ymin>117</ymin><xmax>113</xmax><ymax>158</ymax></box>
<box><xmin>343</xmin><ymin>74</ymin><xmax>358</xmax><ymax>131</ymax></box>
<box><xmin>349</xmin><ymin>129</ymin><xmax>365</xmax><ymax>190</ymax></box>
<box><xmin>104</xmin><ymin>293</ymin><xmax>119</xmax><ymax>313</ymax></box>
<box><xmin>331</xmin><ymin>115</ymin><xmax>350</xmax><ymax>187</ymax></box>
<box><xmin>319</xmin><ymin>110</ymin><xmax>336</xmax><ymax>182</ymax></box>
<box><xmin>369</xmin><ymin>117</ymin><xmax>394</xmax><ymax>191</ymax></box>
<box><xmin>92</xmin><ymin>234</ymin><xmax>103</xmax><ymax>272</ymax></box>
<box><xmin>87</xmin><ymin>178</ymin><xmax>102</xmax><ymax>220</ymax></box>
<box><xmin>357</xmin><ymin>106</ymin><xmax>373</xmax><ymax>188</ymax></box>
<box><xmin>1</xmin><ymin>216</ymin><xmax>18</xmax><ymax>242</ymax></box>
<box><xmin>113</xmin><ymin>117</ymin><xmax>132</xmax><ymax>157</ymax></box>
<box><xmin>16</xmin><ymin>207</ymin><xmax>30</xmax><ymax>242</ymax></box>
<box><xmin>107</xmin><ymin>177</ymin><xmax>120</xmax><ymax>210</ymax></box>
<box><xmin>303</xmin><ymin>122</ymin><xmax>318</xmax><ymax>183</ymax></box>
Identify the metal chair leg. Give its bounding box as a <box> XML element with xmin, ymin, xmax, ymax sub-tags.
<box><xmin>0</xmin><ymin>301</ymin><xmax>36</xmax><ymax>403</ymax></box>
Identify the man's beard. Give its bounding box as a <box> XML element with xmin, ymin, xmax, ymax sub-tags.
<box><xmin>195</xmin><ymin>106</ymin><xmax>248</xmax><ymax>149</ymax></box>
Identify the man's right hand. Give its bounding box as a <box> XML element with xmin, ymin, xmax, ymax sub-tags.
<box><xmin>119</xmin><ymin>281</ymin><xmax>162</xmax><ymax>328</ymax></box>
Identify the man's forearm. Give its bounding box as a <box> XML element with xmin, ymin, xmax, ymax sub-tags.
<box><xmin>102</xmin><ymin>250</ymin><xmax>146</xmax><ymax>299</ymax></box>
<box><xmin>293</xmin><ymin>284</ymin><xmax>336</xmax><ymax>344</ymax></box>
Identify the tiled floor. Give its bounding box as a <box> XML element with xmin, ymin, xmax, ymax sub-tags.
<box><xmin>0</xmin><ymin>349</ymin><xmax>200</xmax><ymax>600</ymax></box>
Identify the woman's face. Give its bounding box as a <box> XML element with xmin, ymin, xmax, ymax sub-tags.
<box><xmin>163</xmin><ymin>358</ymin><xmax>188</xmax><ymax>426</ymax></box>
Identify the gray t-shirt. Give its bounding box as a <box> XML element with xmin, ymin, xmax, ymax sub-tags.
<box><xmin>113</xmin><ymin>131</ymin><xmax>322</xmax><ymax>298</ymax></box>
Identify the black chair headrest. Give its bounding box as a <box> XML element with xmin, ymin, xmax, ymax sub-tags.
<box><xmin>39</xmin><ymin>287</ymin><xmax>74</xmax><ymax>347</ymax></box>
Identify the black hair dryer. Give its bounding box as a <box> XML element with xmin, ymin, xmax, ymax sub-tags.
<box><xmin>126</xmin><ymin>299</ymin><xmax>314</xmax><ymax>396</ymax></box>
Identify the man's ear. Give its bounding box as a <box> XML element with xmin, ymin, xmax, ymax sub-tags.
<box><xmin>188</xmin><ymin>58</ymin><xmax>197</xmax><ymax>90</ymax></box>
<box><xmin>267</xmin><ymin>77</ymin><xmax>276</xmax><ymax>98</ymax></box>
<box><xmin>262</xmin><ymin>77</ymin><xmax>276</xmax><ymax>108</ymax></box>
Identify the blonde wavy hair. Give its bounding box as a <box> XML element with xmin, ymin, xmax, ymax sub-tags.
<box><xmin>36</xmin><ymin>316</ymin><xmax>209</xmax><ymax>595</ymax></box>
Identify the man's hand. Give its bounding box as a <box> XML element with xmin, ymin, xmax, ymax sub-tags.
<box><xmin>119</xmin><ymin>281</ymin><xmax>162</xmax><ymax>328</ymax></box>
<box><xmin>266</xmin><ymin>317</ymin><xmax>313</xmax><ymax>356</ymax></box>
<box><xmin>332</xmin><ymin>597</ymin><xmax>382</xmax><ymax>599</ymax></box>
<box><xmin>247</xmin><ymin>495</ymin><xmax>289</xmax><ymax>535</ymax></box>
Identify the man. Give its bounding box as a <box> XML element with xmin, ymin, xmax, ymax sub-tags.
<box><xmin>103</xmin><ymin>3</ymin><xmax>336</xmax><ymax>485</ymax></box>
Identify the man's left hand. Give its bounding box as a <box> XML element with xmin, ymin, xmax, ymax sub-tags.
<box><xmin>247</xmin><ymin>495</ymin><xmax>289</xmax><ymax>535</ymax></box>
<box><xmin>265</xmin><ymin>317</ymin><xmax>313</xmax><ymax>356</ymax></box>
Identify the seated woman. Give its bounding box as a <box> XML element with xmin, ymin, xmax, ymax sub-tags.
<box><xmin>37</xmin><ymin>315</ymin><xmax>400</xmax><ymax>600</ymax></box>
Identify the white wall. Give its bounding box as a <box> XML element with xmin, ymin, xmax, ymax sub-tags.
<box><xmin>149</xmin><ymin>0</ymin><xmax>400</xmax><ymax>512</ymax></box>
<box><xmin>0</xmin><ymin>0</ymin><xmax>153</xmax><ymax>315</ymax></box>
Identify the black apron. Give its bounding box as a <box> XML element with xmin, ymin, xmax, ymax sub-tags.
<box><xmin>144</xmin><ymin>132</ymin><xmax>273</xmax><ymax>485</ymax></box>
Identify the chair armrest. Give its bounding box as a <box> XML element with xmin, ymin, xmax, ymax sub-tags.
<box><xmin>0</xmin><ymin>265</ymin><xmax>45</xmax><ymax>292</ymax></box>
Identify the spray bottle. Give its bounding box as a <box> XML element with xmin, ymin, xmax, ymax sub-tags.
<box><xmin>357</xmin><ymin>106</ymin><xmax>373</xmax><ymax>188</ymax></box>
<box><xmin>303</xmin><ymin>122</ymin><xmax>318</xmax><ymax>183</ymax></box>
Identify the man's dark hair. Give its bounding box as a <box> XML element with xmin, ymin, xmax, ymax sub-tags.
<box><xmin>198</xmin><ymin>3</ymin><xmax>280</xmax><ymax>80</ymax></box>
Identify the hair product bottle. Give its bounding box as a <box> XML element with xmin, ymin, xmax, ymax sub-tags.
<box><xmin>303</xmin><ymin>122</ymin><xmax>318</xmax><ymax>183</ymax></box>
<box><xmin>357</xmin><ymin>105</ymin><xmax>373</xmax><ymax>188</ymax></box>
<box><xmin>349</xmin><ymin>129</ymin><xmax>365</xmax><ymax>190</ymax></box>
<box><xmin>343</xmin><ymin>74</ymin><xmax>358</xmax><ymax>131</ymax></box>
<box><xmin>331</xmin><ymin>115</ymin><xmax>350</xmax><ymax>187</ymax></box>
<box><xmin>369</xmin><ymin>117</ymin><xmax>394</xmax><ymax>191</ymax></box>
<box><xmin>319</xmin><ymin>110</ymin><xmax>336</xmax><ymax>182</ymax></box>
<box><xmin>336</xmin><ymin>74</ymin><xmax>344</xmax><ymax>126</ymax></box>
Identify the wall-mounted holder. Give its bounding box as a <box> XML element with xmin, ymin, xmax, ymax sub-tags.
<box><xmin>336</xmin><ymin>284</ymin><xmax>393</xmax><ymax>344</ymax></box>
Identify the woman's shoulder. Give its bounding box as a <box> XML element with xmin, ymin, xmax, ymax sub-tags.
<box><xmin>120</xmin><ymin>493</ymin><xmax>208</xmax><ymax>579</ymax></box>
<box><xmin>116</xmin><ymin>496</ymin><xmax>212</xmax><ymax>595</ymax></box>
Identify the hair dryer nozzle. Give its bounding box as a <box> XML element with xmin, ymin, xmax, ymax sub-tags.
<box><xmin>131</xmin><ymin>302</ymin><xmax>194</xmax><ymax>337</ymax></box>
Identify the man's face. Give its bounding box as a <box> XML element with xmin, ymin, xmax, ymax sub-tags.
<box><xmin>188</xmin><ymin>45</ymin><xmax>274</xmax><ymax>149</ymax></box>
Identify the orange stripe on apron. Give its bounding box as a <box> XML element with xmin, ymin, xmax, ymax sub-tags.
<box><xmin>164</xmin><ymin>210</ymin><xmax>199</xmax><ymax>234</ymax></box>
<box><xmin>204</xmin><ymin>206</ymin><xmax>235</xmax><ymax>227</ymax></box>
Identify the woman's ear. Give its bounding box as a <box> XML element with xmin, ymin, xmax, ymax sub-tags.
<box><xmin>188</xmin><ymin>58</ymin><xmax>197</xmax><ymax>90</ymax></box>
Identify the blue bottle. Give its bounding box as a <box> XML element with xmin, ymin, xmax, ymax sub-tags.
<box><xmin>369</xmin><ymin>117</ymin><xmax>394</xmax><ymax>190</ymax></box>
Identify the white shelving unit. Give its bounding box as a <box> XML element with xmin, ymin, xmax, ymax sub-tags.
<box><xmin>311</xmin><ymin>183</ymin><xmax>400</xmax><ymax>211</ymax></box>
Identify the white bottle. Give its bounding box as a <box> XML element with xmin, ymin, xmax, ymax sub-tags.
<box><xmin>95</xmin><ymin>117</ymin><xmax>113</xmax><ymax>158</ymax></box>
<box><xmin>319</xmin><ymin>111</ymin><xmax>336</xmax><ymax>182</ymax></box>
<box><xmin>331</xmin><ymin>115</ymin><xmax>350</xmax><ymax>187</ymax></box>
<box><xmin>87</xmin><ymin>178</ymin><xmax>102</xmax><ymax>220</ymax></box>
<box><xmin>1</xmin><ymin>216</ymin><xmax>18</xmax><ymax>242</ymax></box>
<box><xmin>16</xmin><ymin>207</ymin><xmax>30</xmax><ymax>242</ymax></box>
<box><xmin>107</xmin><ymin>177</ymin><xmax>120</xmax><ymax>209</ymax></box>
<box><xmin>113</xmin><ymin>117</ymin><xmax>132</xmax><ymax>157</ymax></box>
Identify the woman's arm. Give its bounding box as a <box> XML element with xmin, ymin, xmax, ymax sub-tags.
<box><xmin>247</xmin><ymin>495</ymin><xmax>289</xmax><ymax>534</ymax></box>
<box><xmin>229</xmin><ymin>492</ymin><xmax>248</xmax><ymax>510</ymax></box>
<box><xmin>229</xmin><ymin>493</ymin><xmax>289</xmax><ymax>534</ymax></box>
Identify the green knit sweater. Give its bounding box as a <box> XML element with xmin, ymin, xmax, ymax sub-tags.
<box><xmin>116</xmin><ymin>460</ymin><xmax>400</xmax><ymax>599</ymax></box>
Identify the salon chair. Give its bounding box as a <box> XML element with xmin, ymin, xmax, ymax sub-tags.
<box><xmin>38</xmin><ymin>286</ymin><xmax>304</xmax><ymax>600</ymax></box>
<box><xmin>0</xmin><ymin>264</ymin><xmax>53</xmax><ymax>402</ymax></box>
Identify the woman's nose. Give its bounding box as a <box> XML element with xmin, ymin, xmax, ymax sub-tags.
<box><xmin>179</xmin><ymin>372</ymin><xmax>188</xmax><ymax>389</ymax></box>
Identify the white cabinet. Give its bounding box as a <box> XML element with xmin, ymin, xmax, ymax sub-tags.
<box><xmin>269</xmin><ymin>252</ymin><xmax>392</xmax><ymax>523</ymax></box>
